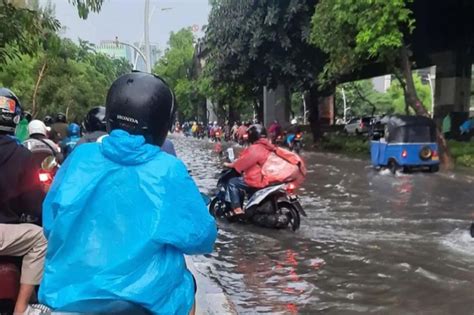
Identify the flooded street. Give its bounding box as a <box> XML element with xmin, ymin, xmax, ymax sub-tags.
<box><xmin>174</xmin><ymin>135</ymin><xmax>474</xmax><ymax>314</ymax></box>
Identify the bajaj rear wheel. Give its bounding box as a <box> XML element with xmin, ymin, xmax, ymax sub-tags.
<box><xmin>388</xmin><ymin>160</ymin><xmax>400</xmax><ymax>174</ymax></box>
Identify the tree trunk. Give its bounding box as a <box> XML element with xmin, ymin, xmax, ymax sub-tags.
<box><xmin>305</xmin><ymin>86</ymin><xmax>321</xmax><ymax>143</ymax></box>
<box><xmin>399</xmin><ymin>45</ymin><xmax>453</xmax><ymax>169</ymax></box>
<box><xmin>228</xmin><ymin>102</ymin><xmax>241</xmax><ymax>123</ymax></box>
<box><xmin>199</xmin><ymin>99</ymin><xmax>207</xmax><ymax>123</ymax></box>
<box><xmin>32</xmin><ymin>61</ymin><xmax>47</xmax><ymax>118</ymax></box>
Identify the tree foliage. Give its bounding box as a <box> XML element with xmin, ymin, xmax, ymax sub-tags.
<box><xmin>205</xmin><ymin>0</ymin><xmax>324</xmax><ymax>92</ymax></box>
<box><xmin>1</xmin><ymin>0</ymin><xmax>105</xmax><ymax>65</ymax></box>
<box><xmin>154</xmin><ymin>28</ymin><xmax>198</xmax><ymax>120</ymax></box>
<box><xmin>0</xmin><ymin>0</ymin><xmax>59</xmax><ymax>65</ymax></box>
<box><xmin>67</xmin><ymin>0</ymin><xmax>104</xmax><ymax>19</ymax></box>
<box><xmin>310</xmin><ymin>0</ymin><xmax>414</xmax><ymax>84</ymax></box>
<box><xmin>0</xmin><ymin>36</ymin><xmax>131</xmax><ymax>120</ymax></box>
<box><xmin>335</xmin><ymin>74</ymin><xmax>432</xmax><ymax>118</ymax></box>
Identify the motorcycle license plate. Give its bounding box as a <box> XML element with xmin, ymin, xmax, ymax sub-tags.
<box><xmin>289</xmin><ymin>195</ymin><xmax>299</xmax><ymax>201</ymax></box>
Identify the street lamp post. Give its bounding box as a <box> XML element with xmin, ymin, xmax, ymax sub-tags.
<box><xmin>144</xmin><ymin>2</ymin><xmax>173</xmax><ymax>73</ymax></box>
<box><xmin>144</xmin><ymin>0</ymin><xmax>151</xmax><ymax>73</ymax></box>
<box><xmin>114</xmin><ymin>37</ymin><xmax>147</xmax><ymax>70</ymax></box>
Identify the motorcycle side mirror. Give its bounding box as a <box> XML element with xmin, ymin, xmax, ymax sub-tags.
<box><xmin>227</xmin><ymin>148</ymin><xmax>235</xmax><ymax>162</ymax></box>
<box><xmin>201</xmin><ymin>192</ymin><xmax>211</xmax><ymax>206</ymax></box>
<box><xmin>41</xmin><ymin>156</ymin><xmax>57</xmax><ymax>171</ymax></box>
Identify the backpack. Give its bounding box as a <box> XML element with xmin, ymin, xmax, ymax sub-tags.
<box><xmin>261</xmin><ymin>147</ymin><xmax>307</xmax><ymax>187</ymax></box>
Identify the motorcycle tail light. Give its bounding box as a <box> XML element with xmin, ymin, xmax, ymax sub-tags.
<box><xmin>39</xmin><ymin>172</ymin><xmax>51</xmax><ymax>183</ymax></box>
<box><xmin>296</xmin><ymin>133</ymin><xmax>302</xmax><ymax>139</ymax></box>
<box><xmin>286</xmin><ymin>183</ymin><xmax>296</xmax><ymax>193</ymax></box>
<box><xmin>243</xmin><ymin>133</ymin><xmax>248</xmax><ymax>139</ymax></box>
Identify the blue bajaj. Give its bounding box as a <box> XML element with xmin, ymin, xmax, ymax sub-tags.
<box><xmin>370</xmin><ymin>115</ymin><xmax>440</xmax><ymax>173</ymax></box>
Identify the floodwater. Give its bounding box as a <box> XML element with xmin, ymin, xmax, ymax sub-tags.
<box><xmin>173</xmin><ymin>135</ymin><xmax>474</xmax><ymax>315</ymax></box>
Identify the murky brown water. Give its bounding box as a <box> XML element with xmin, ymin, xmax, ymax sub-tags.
<box><xmin>173</xmin><ymin>135</ymin><xmax>474</xmax><ymax>315</ymax></box>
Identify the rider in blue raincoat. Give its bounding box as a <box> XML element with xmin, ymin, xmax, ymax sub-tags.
<box><xmin>60</xmin><ymin>123</ymin><xmax>81</xmax><ymax>158</ymax></box>
<box><xmin>39</xmin><ymin>73</ymin><xmax>217</xmax><ymax>315</ymax></box>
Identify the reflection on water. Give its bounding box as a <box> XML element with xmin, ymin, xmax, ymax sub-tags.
<box><xmin>173</xmin><ymin>135</ymin><xmax>474</xmax><ymax>314</ymax></box>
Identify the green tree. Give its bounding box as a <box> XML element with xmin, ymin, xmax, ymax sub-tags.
<box><xmin>205</xmin><ymin>0</ymin><xmax>327</xmax><ymax>140</ymax></box>
<box><xmin>154</xmin><ymin>28</ymin><xmax>197</xmax><ymax>121</ymax></box>
<box><xmin>386</xmin><ymin>74</ymin><xmax>432</xmax><ymax>114</ymax></box>
<box><xmin>310</xmin><ymin>0</ymin><xmax>452</xmax><ymax>165</ymax></box>
<box><xmin>1</xmin><ymin>0</ymin><xmax>106</xmax><ymax>65</ymax></box>
<box><xmin>0</xmin><ymin>36</ymin><xmax>131</xmax><ymax>120</ymax></box>
<box><xmin>0</xmin><ymin>0</ymin><xmax>59</xmax><ymax>65</ymax></box>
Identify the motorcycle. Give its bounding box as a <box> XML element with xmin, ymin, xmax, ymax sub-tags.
<box><xmin>212</xmin><ymin>130</ymin><xmax>222</xmax><ymax>143</ymax></box>
<box><xmin>272</xmin><ymin>132</ymin><xmax>285</xmax><ymax>146</ymax></box>
<box><xmin>289</xmin><ymin>132</ymin><xmax>303</xmax><ymax>154</ymax></box>
<box><xmin>237</xmin><ymin>133</ymin><xmax>249</xmax><ymax>146</ymax></box>
<box><xmin>0</xmin><ymin>301</ymin><xmax>150</xmax><ymax>315</ymax></box>
<box><xmin>208</xmin><ymin>168</ymin><xmax>306</xmax><ymax>231</ymax></box>
<box><xmin>38</xmin><ymin>156</ymin><xmax>59</xmax><ymax>193</ymax></box>
<box><xmin>0</xmin><ymin>256</ymin><xmax>22</xmax><ymax>314</ymax></box>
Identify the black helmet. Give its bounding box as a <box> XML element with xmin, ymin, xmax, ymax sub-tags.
<box><xmin>83</xmin><ymin>106</ymin><xmax>106</xmax><ymax>132</ymax></box>
<box><xmin>105</xmin><ymin>72</ymin><xmax>175</xmax><ymax>146</ymax></box>
<box><xmin>0</xmin><ymin>88</ymin><xmax>22</xmax><ymax>134</ymax></box>
<box><xmin>44</xmin><ymin>115</ymin><xmax>53</xmax><ymax>126</ymax></box>
<box><xmin>56</xmin><ymin>112</ymin><xmax>66</xmax><ymax>123</ymax></box>
<box><xmin>247</xmin><ymin>124</ymin><xmax>267</xmax><ymax>143</ymax></box>
<box><xmin>23</xmin><ymin>111</ymin><xmax>32</xmax><ymax>122</ymax></box>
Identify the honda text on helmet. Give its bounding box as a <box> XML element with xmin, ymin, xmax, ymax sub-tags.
<box><xmin>247</xmin><ymin>124</ymin><xmax>267</xmax><ymax>144</ymax></box>
<box><xmin>0</xmin><ymin>88</ymin><xmax>22</xmax><ymax>134</ymax></box>
<box><xmin>106</xmin><ymin>72</ymin><xmax>175</xmax><ymax>146</ymax></box>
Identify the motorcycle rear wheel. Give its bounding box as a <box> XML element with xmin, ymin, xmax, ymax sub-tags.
<box><xmin>209</xmin><ymin>197</ymin><xmax>225</xmax><ymax>218</ymax></box>
<box><xmin>277</xmin><ymin>201</ymin><xmax>301</xmax><ymax>231</ymax></box>
<box><xmin>295</xmin><ymin>142</ymin><xmax>302</xmax><ymax>154</ymax></box>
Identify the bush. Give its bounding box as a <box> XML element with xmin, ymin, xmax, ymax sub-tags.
<box><xmin>321</xmin><ymin>134</ymin><xmax>370</xmax><ymax>155</ymax></box>
<box><xmin>448</xmin><ymin>141</ymin><xmax>474</xmax><ymax>168</ymax></box>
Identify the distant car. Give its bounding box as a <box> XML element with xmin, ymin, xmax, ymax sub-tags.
<box><xmin>344</xmin><ymin>117</ymin><xmax>372</xmax><ymax>135</ymax></box>
<box><xmin>368</xmin><ymin>117</ymin><xmax>386</xmax><ymax>139</ymax></box>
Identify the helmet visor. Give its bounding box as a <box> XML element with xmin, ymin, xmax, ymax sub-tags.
<box><xmin>0</xmin><ymin>96</ymin><xmax>16</xmax><ymax>113</ymax></box>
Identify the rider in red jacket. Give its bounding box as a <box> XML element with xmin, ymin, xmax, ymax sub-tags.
<box><xmin>224</xmin><ymin>124</ymin><xmax>275</xmax><ymax>214</ymax></box>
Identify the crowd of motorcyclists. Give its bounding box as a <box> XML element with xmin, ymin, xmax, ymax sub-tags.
<box><xmin>0</xmin><ymin>71</ymin><xmax>306</xmax><ymax>315</ymax></box>
<box><xmin>0</xmin><ymin>73</ymin><xmax>217</xmax><ymax>315</ymax></box>
<box><xmin>175</xmin><ymin>118</ymin><xmax>304</xmax><ymax>152</ymax></box>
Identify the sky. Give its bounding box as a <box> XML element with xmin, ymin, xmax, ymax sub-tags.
<box><xmin>46</xmin><ymin>0</ymin><xmax>211</xmax><ymax>50</ymax></box>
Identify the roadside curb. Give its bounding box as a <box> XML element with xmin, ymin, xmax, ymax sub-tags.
<box><xmin>185</xmin><ymin>256</ymin><xmax>237</xmax><ymax>315</ymax></box>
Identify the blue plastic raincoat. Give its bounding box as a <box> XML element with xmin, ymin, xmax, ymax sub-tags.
<box><xmin>39</xmin><ymin>130</ymin><xmax>217</xmax><ymax>315</ymax></box>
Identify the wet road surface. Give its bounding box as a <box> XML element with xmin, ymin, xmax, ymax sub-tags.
<box><xmin>173</xmin><ymin>135</ymin><xmax>474</xmax><ymax>314</ymax></box>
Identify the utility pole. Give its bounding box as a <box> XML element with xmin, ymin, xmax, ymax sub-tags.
<box><xmin>427</xmin><ymin>73</ymin><xmax>435</xmax><ymax>118</ymax></box>
<box><xmin>341</xmin><ymin>87</ymin><xmax>347</xmax><ymax>123</ymax></box>
<box><xmin>144</xmin><ymin>0</ymin><xmax>151</xmax><ymax>73</ymax></box>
